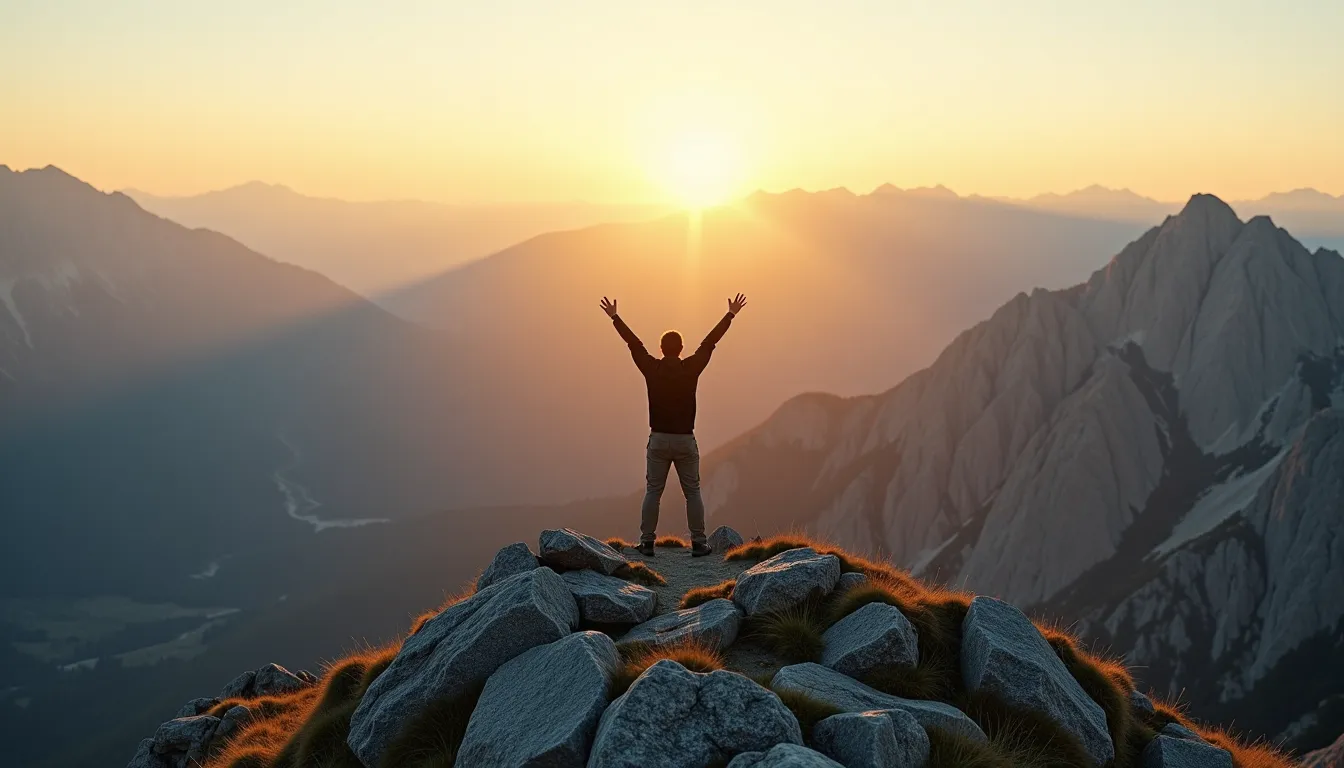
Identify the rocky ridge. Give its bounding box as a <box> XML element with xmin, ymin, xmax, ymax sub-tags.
<box><xmin>127</xmin><ymin>529</ymin><xmax>1293</xmax><ymax>768</ymax></box>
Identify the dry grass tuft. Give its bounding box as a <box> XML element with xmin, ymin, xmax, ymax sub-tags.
<box><xmin>610</xmin><ymin>641</ymin><xmax>726</xmax><ymax>698</ymax></box>
<box><xmin>655</xmin><ymin>535</ymin><xmax>689</xmax><ymax>548</ymax></box>
<box><xmin>747</xmin><ymin>605</ymin><xmax>827</xmax><ymax>664</ymax></box>
<box><xmin>723</xmin><ymin>533</ymin><xmax>923</xmax><ymax>591</ymax></box>
<box><xmin>679</xmin><ymin>580</ymin><xmax>736</xmax><ymax>609</ymax></box>
<box><xmin>962</xmin><ymin>690</ymin><xmax>1094</xmax><ymax>767</ymax></box>
<box><xmin>615</xmin><ymin>560</ymin><xmax>667</xmax><ymax>586</ymax></box>
<box><xmin>605</xmin><ymin>536</ymin><xmax>635</xmax><ymax>551</ymax></box>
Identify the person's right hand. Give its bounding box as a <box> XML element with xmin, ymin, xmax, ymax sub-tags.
<box><xmin>600</xmin><ymin>297</ymin><xmax>619</xmax><ymax>318</ymax></box>
<box><xmin>728</xmin><ymin>293</ymin><xmax>748</xmax><ymax>315</ymax></box>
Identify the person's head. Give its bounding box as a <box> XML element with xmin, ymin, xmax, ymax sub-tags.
<box><xmin>660</xmin><ymin>330</ymin><xmax>683</xmax><ymax>358</ymax></box>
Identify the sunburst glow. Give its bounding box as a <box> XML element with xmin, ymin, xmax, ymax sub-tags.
<box><xmin>652</xmin><ymin>131</ymin><xmax>743</xmax><ymax>209</ymax></box>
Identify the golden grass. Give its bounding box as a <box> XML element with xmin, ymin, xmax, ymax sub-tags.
<box><xmin>615</xmin><ymin>560</ymin><xmax>667</xmax><ymax>586</ymax></box>
<box><xmin>679</xmin><ymin>579</ymin><xmax>736</xmax><ymax>609</ymax></box>
<box><xmin>655</xmin><ymin>535</ymin><xmax>689</xmax><ymax>548</ymax></box>
<box><xmin>605</xmin><ymin>537</ymin><xmax>635</xmax><ymax>551</ymax></box>
<box><xmin>610</xmin><ymin>641</ymin><xmax>725</xmax><ymax>698</ymax></box>
<box><xmin>746</xmin><ymin>605</ymin><xmax>826</xmax><ymax>664</ymax></box>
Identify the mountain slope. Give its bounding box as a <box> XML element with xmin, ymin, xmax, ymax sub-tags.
<box><xmin>126</xmin><ymin>183</ymin><xmax>667</xmax><ymax>297</ymax></box>
<box><xmin>698</xmin><ymin>195</ymin><xmax>1344</xmax><ymax>746</ymax></box>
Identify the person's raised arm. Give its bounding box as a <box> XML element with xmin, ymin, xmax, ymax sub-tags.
<box><xmin>601</xmin><ymin>296</ymin><xmax>655</xmax><ymax>373</ymax></box>
<box><xmin>687</xmin><ymin>293</ymin><xmax>746</xmax><ymax>373</ymax></box>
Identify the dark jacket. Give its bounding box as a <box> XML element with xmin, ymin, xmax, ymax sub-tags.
<box><xmin>612</xmin><ymin>312</ymin><xmax>734</xmax><ymax>434</ymax></box>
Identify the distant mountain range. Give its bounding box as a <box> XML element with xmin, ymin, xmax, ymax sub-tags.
<box><xmin>124</xmin><ymin>183</ymin><xmax>668</xmax><ymax>297</ymax></box>
<box><xmin>696</xmin><ymin>195</ymin><xmax>1344</xmax><ymax>750</ymax></box>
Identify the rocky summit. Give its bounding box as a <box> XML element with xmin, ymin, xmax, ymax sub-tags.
<box><xmin>125</xmin><ymin>528</ymin><xmax>1300</xmax><ymax>768</ymax></box>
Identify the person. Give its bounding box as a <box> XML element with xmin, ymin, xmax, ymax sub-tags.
<box><xmin>600</xmin><ymin>293</ymin><xmax>747</xmax><ymax>557</ymax></box>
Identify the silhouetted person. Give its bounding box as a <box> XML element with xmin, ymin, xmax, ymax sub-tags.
<box><xmin>601</xmin><ymin>293</ymin><xmax>747</xmax><ymax>557</ymax></box>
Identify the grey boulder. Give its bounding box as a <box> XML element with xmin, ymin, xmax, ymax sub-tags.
<box><xmin>732</xmin><ymin>548</ymin><xmax>841</xmax><ymax>616</ymax></box>
<box><xmin>456</xmin><ymin>631</ymin><xmax>619</xmax><ymax>767</ymax></box>
<box><xmin>772</xmin><ymin>663</ymin><xmax>986</xmax><ymax>743</ymax></box>
<box><xmin>1163</xmin><ymin>722</ymin><xmax>1207</xmax><ymax>742</ymax></box>
<box><xmin>1130</xmin><ymin>689</ymin><xmax>1156</xmax><ymax>715</ymax></box>
<box><xmin>708</xmin><ymin>525</ymin><xmax>745</xmax><ymax>553</ymax></box>
<box><xmin>173</xmin><ymin>697</ymin><xmax>218</xmax><ymax>718</ymax></box>
<box><xmin>540</xmin><ymin>528</ymin><xmax>628</xmax><ymax>575</ymax></box>
<box><xmin>616</xmin><ymin>598</ymin><xmax>742</xmax><ymax>652</ymax></box>
<box><xmin>589</xmin><ymin>660</ymin><xmax>803</xmax><ymax>768</ymax></box>
<box><xmin>727</xmin><ymin>743</ymin><xmax>844</xmax><ymax>767</ymax></box>
<box><xmin>214</xmin><ymin>704</ymin><xmax>253</xmax><ymax>744</ymax></box>
<box><xmin>561</xmin><ymin>569</ymin><xmax>657</xmax><ymax>625</ymax></box>
<box><xmin>346</xmin><ymin>567</ymin><xmax>579</xmax><ymax>767</ymax></box>
<box><xmin>961</xmin><ymin>597</ymin><xmax>1114</xmax><ymax>766</ymax></box>
<box><xmin>812</xmin><ymin>709</ymin><xmax>930</xmax><ymax>768</ymax></box>
<box><xmin>126</xmin><ymin>738</ymin><xmax>171</xmax><ymax>768</ymax></box>
<box><xmin>218</xmin><ymin>670</ymin><xmax>255</xmax><ymax>699</ymax></box>
<box><xmin>296</xmin><ymin>669</ymin><xmax>319</xmax><ymax>685</ymax></box>
<box><xmin>820</xmin><ymin>602</ymin><xmax>919</xmax><ymax>678</ymax></box>
<box><xmin>837</xmin><ymin>572</ymin><xmax>868</xmax><ymax>592</ymax></box>
<box><xmin>1142</xmin><ymin>734</ymin><xmax>1234</xmax><ymax>768</ymax></box>
<box><xmin>152</xmin><ymin>715</ymin><xmax>219</xmax><ymax>763</ymax></box>
<box><xmin>253</xmin><ymin>662</ymin><xmax>308</xmax><ymax>696</ymax></box>
<box><xmin>478</xmin><ymin>542</ymin><xmax>540</xmax><ymax>590</ymax></box>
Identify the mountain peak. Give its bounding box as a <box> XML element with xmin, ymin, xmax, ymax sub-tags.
<box><xmin>1176</xmin><ymin>192</ymin><xmax>1237</xmax><ymax>220</ymax></box>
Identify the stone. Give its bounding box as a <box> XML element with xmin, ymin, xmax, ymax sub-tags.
<box><xmin>214</xmin><ymin>704</ymin><xmax>253</xmax><ymax>743</ymax></box>
<box><xmin>126</xmin><ymin>738</ymin><xmax>171</xmax><ymax>768</ymax></box>
<box><xmin>820</xmin><ymin>602</ymin><xmax>919</xmax><ymax>678</ymax></box>
<box><xmin>347</xmin><ymin>568</ymin><xmax>579</xmax><ymax>766</ymax></box>
<box><xmin>1130</xmin><ymin>689</ymin><xmax>1156</xmax><ymax>715</ymax></box>
<box><xmin>732</xmin><ymin>548</ymin><xmax>841</xmax><ymax>616</ymax></box>
<box><xmin>772</xmin><ymin>663</ymin><xmax>986</xmax><ymax>743</ymax></box>
<box><xmin>837</xmin><ymin>572</ymin><xmax>868</xmax><ymax>592</ymax></box>
<box><xmin>961</xmin><ymin>597</ymin><xmax>1115</xmax><ymax>766</ymax></box>
<box><xmin>1142</xmin><ymin>734</ymin><xmax>1234</xmax><ymax>768</ymax></box>
<box><xmin>708</xmin><ymin>525</ymin><xmax>745</xmax><ymax>553</ymax></box>
<box><xmin>456</xmin><ymin>631</ymin><xmax>619</xmax><ymax>767</ymax></box>
<box><xmin>173</xmin><ymin>697</ymin><xmax>218</xmax><ymax>718</ymax></box>
<box><xmin>561</xmin><ymin>569</ymin><xmax>657</xmax><ymax>625</ymax></box>
<box><xmin>296</xmin><ymin>669</ymin><xmax>319</xmax><ymax>685</ymax></box>
<box><xmin>540</xmin><ymin>528</ymin><xmax>628</xmax><ymax>575</ymax></box>
<box><xmin>253</xmin><ymin>662</ymin><xmax>308</xmax><ymax>696</ymax></box>
<box><xmin>478</xmin><ymin>542</ymin><xmax>540</xmax><ymax>590</ymax></box>
<box><xmin>727</xmin><ymin>743</ymin><xmax>845</xmax><ymax>767</ymax></box>
<box><xmin>1302</xmin><ymin>732</ymin><xmax>1344</xmax><ymax>768</ymax></box>
<box><xmin>218</xmin><ymin>670</ymin><xmax>255</xmax><ymax>699</ymax></box>
<box><xmin>151</xmin><ymin>715</ymin><xmax>220</xmax><ymax>762</ymax></box>
<box><xmin>589</xmin><ymin>660</ymin><xmax>804</xmax><ymax>768</ymax></box>
<box><xmin>616</xmin><ymin>598</ymin><xmax>742</xmax><ymax>652</ymax></box>
<box><xmin>812</xmin><ymin>710</ymin><xmax>929</xmax><ymax>768</ymax></box>
<box><xmin>1162</xmin><ymin>722</ymin><xmax>1206</xmax><ymax>742</ymax></box>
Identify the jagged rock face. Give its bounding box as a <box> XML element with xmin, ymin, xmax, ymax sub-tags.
<box><xmin>771</xmin><ymin>663</ymin><xmax>987</xmax><ymax>743</ymax></box>
<box><xmin>704</xmin><ymin>195</ymin><xmax>1344</xmax><ymax>737</ymax></box>
<box><xmin>962</xmin><ymin>597</ymin><xmax>1115</xmax><ymax>766</ymax></box>
<box><xmin>456</xmin><ymin>631</ymin><xmax>619</xmax><ymax>767</ymax></box>
<box><xmin>1141</xmin><ymin>734</ymin><xmax>1234</xmax><ymax>768</ymax></box>
<box><xmin>1302</xmin><ymin>732</ymin><xmax>1344</xmax><ymax>768</ymax></box>
<box><xmin>616</xmin><ymin>598</ymin><xmax>743</xmax><ymax>651</ymax></box>
<box><xmin>347</xmin><ymin>568</ymin><xmax>579</xmax><ymax>766</ymax></box>
<box><xmin>811</xmin><ymin>710</ymin><xmax>929</xmax><ymax>768</ymax></box>
<box><xmin>588</xmin><ymin>660</ymin><xmax>804</xmax><ymax>768</ymax></box>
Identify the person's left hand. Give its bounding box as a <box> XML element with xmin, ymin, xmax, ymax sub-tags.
<box><xmin>600</xmin><ymin>297</ymin><xmax>619</xmax><ymax>318</ymax></box>
<box><xmin>728</xmin><ymin>293</ymin><xmax>747</xmax><ymax>315</ymax></box>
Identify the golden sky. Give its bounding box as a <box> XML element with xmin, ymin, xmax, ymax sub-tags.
<box><xmin>3</xmin><ymin>0</ymin><xmax>1341</xmax><ymax>204</ymax></box>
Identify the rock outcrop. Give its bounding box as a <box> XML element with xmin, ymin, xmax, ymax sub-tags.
<box><xmin>456</xmin><ymin>631</ymin><xmax>619</xmax><ymax>767</ymax></box>
<box><xmin>347</xmin><ymin>567</ymin><xmax>579</xmax><ymax>766</ymax></box>
<box><xmin>812</xmin><ymin>709</ymin><xmax>930</xmax><ymax>768</ymax></box>
<box><xmin>732</xmin><ymin>547</ymin><xmax>841</xmax><ymax>616</ymax></box>
<box><xmin>616</xmin><ymin>598</ymin><xmax>742</xmax><ymax>651</ymax></box>
<box><xmin>540</xmin><ymin>528</ymin><xmax>628</xmax><ymax>575</ymax></box>
<box><xmin>962</xmin><ymin>597</ymin><xmax>1114</xmax><ymax>766</ymax></box>
<box><xmin>771</xmin><ymin>663</ymin><xmax>987</xmax><ymax>743</ymax></box>
<box><xmin>561</xmin><ymin>568</ymin><xmax>658</xmax><ymax>624</ymax></box>
<box><xmin>589</xmin><ymin>660</ymin><xmax>804</xmax><ymax>768</ymax></box>
<box><xmin>1142</xmin><ymin>734</ymin><xmax>1234</xmax><ymax>768</ymax></box>
<box><xmin>820</xmin><ymin>602</ymin><xmax>919</xmax><ymax>678</ymax></box>
<box><xmin>478</xmin><ymin>542</ymin><xmax>540</xmax><ymax>590</ymax></box>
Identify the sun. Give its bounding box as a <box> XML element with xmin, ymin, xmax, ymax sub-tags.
<box><xmin>653</xmin><ymin>130</ymin><xmax>743</xmax><ymax>209</ymax></box>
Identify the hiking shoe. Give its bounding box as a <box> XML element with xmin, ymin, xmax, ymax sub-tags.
<box><xmin>691</xmin><ymin>542</ymin><xmax>714</xmax><ymax>557</ymax></box>
<box><xmin>636</xmin><ymin>542</ymin><xmax>656</xmax><ymax>557</ymax></box>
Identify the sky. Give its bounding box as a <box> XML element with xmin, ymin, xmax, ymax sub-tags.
<box><xmin>3</xmin><ymin>0</ymin><xmax>1342</xmax><ymax>205</ymax></box>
